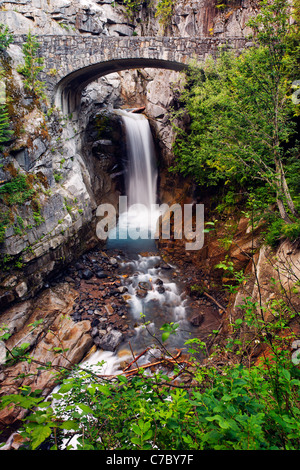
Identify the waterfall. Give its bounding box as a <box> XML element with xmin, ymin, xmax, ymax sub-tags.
<box><xmin>108</xmin><ymin>110</ymin><xmax>159</xmax><ymax>248</ymax></box>
<box><xmin>122</xmin><ymin>110</ymin><xmax>157</xmax><ymax>211</ymax></box>
<box><xmin>82</xmin><ymin>109</ymin><xmax>191</xmax><ymax>387</ymax></box>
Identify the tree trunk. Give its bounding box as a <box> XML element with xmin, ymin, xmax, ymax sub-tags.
<box><xmin>279</xmin><ymin>159</ymin><xmax>299</xmax><ymax>218</ymax></box>
<box><xmin>274</xmin><ymin>154</ymin><xmax>295</xmax><ymax>223</ymax></box>
<box><xmin>276</xmin><ymin>196</ymin><xmax>293</xmax><ymax>223</ymax></box>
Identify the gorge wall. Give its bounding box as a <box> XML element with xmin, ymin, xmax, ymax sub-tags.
<box><xmin>0</xmin><ymin>0</ymin><xmax>260</xmax><ymax>309</ymax></box>
<box><xmin>1</xmin><ymin>1</ymin><xmax>300</xmax><ymax>441</ymax></box>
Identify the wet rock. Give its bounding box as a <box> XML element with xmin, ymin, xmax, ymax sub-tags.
<box><xmin>105</xmin><ymin>304</ymin><xmax>114</xmax><ymax>315</ymax></box>
<box><xmin>157</xmin><ymin>286</ymin><xmax>165</xmax><ymax>294</ymax></box>
<box><xmin>138</xmin><ymin>281</ymin><xmax>152</xmax><ymax>290</ymax></box>
<box><xmin>91</xmin><ymin>318</ymin><xmax>100</xmax><ymax>327</ymax></box>
<box><xmin>161</xmin><ymin>263</ymin><xmax>172</xmax><ymax>270</ymax></box>
<box><xmin>72</xmin><ymin>312</ymin><xmax>82</xmax><ymax>322</ymax></box>
<box><xmin>122</xmin><ymin>294</ymin><xmax>132</xmax><ymax>302</ymax></box>
<box><xmin>136</xmin><ymin>288</ymin><xmax>148</xmax><ymax>299</ymax></box>
<box><xmin>155</xmin><ymin>278</ymin><xmax>163</xmax><ymax>285</ymax></box>
<box><xmin>292</xmin><ymin>340</ymin><xmax>300</xmax><ymax>350</ymax></box>
<box><xmin>82</xmin><ymin>269</ymin><xmax>93</xmax><ymax>280</ymax></box>
<box><xmin>190</xmin><ymin>313</ymin><xmax>204</xmax><ymax>327</ymax></box>
<box><xmin>96</xmin><ymin>270</ymin><xmax>108</xmax><ymax>279</ymax></box>
<box><xmin>75</xmin><ymin>262</ymin><xmax>85</xmax><ymax>270</ymax></box>
<box><xmin>15</xmin><ymin>281</ymin><xmax>28</xmax><ymax>298</ymax></box>
<box><xmin>118</xmin><ymin>286</ymin><xmax>128</xmax><ymax>293</ymax></box>
<box><xmin>292</xmin><ymin>349</ymin><xmax>300</xmax><ymax>366</ymax></box>
<box><xmin>94</xmin><ymin>329</ymin><xmax>123</xmax><ymax>351</ymax></box>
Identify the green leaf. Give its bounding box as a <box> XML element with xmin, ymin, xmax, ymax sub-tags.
<box><xmin>206</xmin><ymin>415</ymin><xmax>230</xmax><ymax>429</ymax></box>
<box><xmin>144</xmin><ymin>429</ymin><xmax>153</xmax><ymax>440</ymax></box>
<box><xmin>78</xmin><ymin>404</ymin><xmax>94</xmax><ymax>416</ymax></box>
<box><xmin>162</xmin><ymin>332</ymin><xmax>170</xmax><ymax>342</ymax></box>
<box><xmin>118</xmin><ymin>375</ymin><xmax>128</xmax><ymax>384</ymax></box>
<box><xmin>131</xmin><ymin>436</ymin><xmax>141</xmax><ymax>446</ymax></box>
<box><xmin>132</xmin><ymin>424</ymin><xmax>141</xmax><ymax>435</ymax></box>
<box><xmin>59</xmin><ymin>420</ymin><xmax>79</xmax><ymax>431</ymax></box>
<box><xmin>143</xmin><ymin>421</ymin><xmax>151</xmax><ymax>432</ymax></box>
<box><xmin>59</xmin><ymin>382</ymin><xmax>73</xmax><ymax>394</ymax></box>
<box><xmin>31</xmin><ymin>425</ymin><xmax>52</xmax><ymax>450</ymax></box>
<box><xmin>281</xmin><ymin>369</ymin><xmax>291</xmax><ymax>381</ymax></box>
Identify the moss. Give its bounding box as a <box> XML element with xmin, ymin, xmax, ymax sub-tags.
<box><xmin>0</xmin><ymin>173</ymin><xmax>36</xmax><ymax>206</ymax></box>
<box><xmin>94</xmin><ymin>114</ymin><xmax>111</xmax><ymax>139</ymax></box>
<box><xmin>0</xmin><ymin>209</ymin><xmax>10</xmax><ymax>242</ymax></box>
<box><xmin>35</xmin><ymin>171</ymin><xmax>49</xmax><ymax>188</ymax></box>
<box><xmin>3</xmin><ymin>162</ymin><xmax>18</xmax><ymax>178</ymax></box>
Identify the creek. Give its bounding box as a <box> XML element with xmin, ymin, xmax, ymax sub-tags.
<box><xmin>81</xmin><ymin>110</ymin><xmax>199</xmax><ymax>375</ymax></box>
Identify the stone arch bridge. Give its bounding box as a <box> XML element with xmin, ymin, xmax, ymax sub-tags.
<box><xmin>14</xmin><ymin>35</ymin><xmax>247</xmax><ymax>114</ymax></box>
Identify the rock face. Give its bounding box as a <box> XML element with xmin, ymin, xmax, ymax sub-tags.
<box><xmin>0</xmin><ymin>0</ymin><xmax>258</xmax><ymax>309</ymax></box>
<box><xmin>94</xmin><ymin>329</ymin><xmax>123</xmax><ymax>351</ymax></box>
<box><xmin>0</xmin><ymin>0</ymin><xmax>258</xmax><ymax>38</ymax></box>
<box><xmin>0</xmin><ymin>283</ymin><xmax>93</xmax><ymax>429</ymax></box>
<box><xmin>231</xmin><ymin>240</ymin><xmax>300</xmax><ymax>324</ymax></box>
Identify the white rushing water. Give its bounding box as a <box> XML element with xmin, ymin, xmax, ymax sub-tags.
<box><xmin>113</xmin><ymin>110</ymin><xmax>160</xmax><ymax>242</ymax></box>
<box><xmin>83</xmin><ymin>110</ymin><xmax>190</xmax><ymax>374</ymax></box>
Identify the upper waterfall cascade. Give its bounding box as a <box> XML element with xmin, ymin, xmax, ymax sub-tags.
<box><xmin>109</xmin><ymin>110</ymin><xmax>160</xmax><ymax>247</ymax></box>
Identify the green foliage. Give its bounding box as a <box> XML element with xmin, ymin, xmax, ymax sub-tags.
<box><xmin>1</xmin><ymin>336</ymin><xmax>299</xmax><ymax>450</ymax></box>
<box><xmin>0</xmin><ymin>103</ymin><xmax>13</xmax><ymax>149</ymax></box>
<box><xmin>160</xmin><ymin>322</ymin><xmax>179</xmax><ymax>342</ymax></box>
<box><xmin>54</xmin><ymin>172</ymin><xmax>63</xmax><ymax>183</ymax></box>
<box><xmin>265</xmin><ymin>217</ymin><xmax>300</xmax><ymax>247</ymax></box>
<box><xmin>215</xmin><ymin>0</ymin><xmax>235</xmax><ymax>11</ymax></box>
<box><xmin>120</xmin><ymin>0</ymin><xmax>175</xmax><ymax>26</ymax></box>
<box><xmin>0</xmin><ymin>173</ymin><xmax>38</xmax><ymax>243</ymax></box>
<box><xmin>17</xmin><ymin>31</ymin><xmax>46</xmax><ymax>100</ymax></box>
<box><xmin>0</xmin><ymin>24</ymin><xmax>13</xmax><ymax>51</ymax></box>
<box><xmin>172</xmin><ymin>0</ymin><xmax>299</xmax><ymax>238</ymax></box>
<box><xmin>155</xmin><ymin>0</ymin><xmax>175</xmax><ymax>26</ymax></box>
<box><xmin>0</xmin><ymin>174</ymin><xmax>35</xmax><ymax>206</ymax></box>
<box><xmin>0</xmin><ymin>210</ymin><xmax>10</xmax><ymax>243</ymax></box>
<box><xmin>122</xmin><ymin>0</ymin><xmax>143</xmax><ymax>19</ymax></box>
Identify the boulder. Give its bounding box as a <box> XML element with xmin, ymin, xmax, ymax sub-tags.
<box><xmin>82</xmin><ymin>268</ymin><xmax>94</xmax><ymax>280</ymax></box>
<box><xmin>0</xmin><ymin>283</ymin><xmax>93</xmax><ymax>428</ymax></box>
<box><xmin>190</xmin><ymin>313</ymin><xmax>204</xmax><ymax>327</ymax></box>
<box><xmin>157</xmin><ymin>286</ymin><xmax>165</xmax><ymax>294</ymax></box>
<box><xmin>96</xmin><ymin>270</ymin><xmax>108</xmax><ymax>279</ymax></box>
<box><xmin>136</xmin><ymin>288</ymin><xmax>148</xmax><ymax>299</ymax></box>
<box><xmin>138</xmin><ymin>281</ymin><xmax>152</xmax><ymax>290</ymax></box>
<box><xmin>95</xmin><ymin>329</ymin><xmax>123</xmax><ymax>351</ymax></box>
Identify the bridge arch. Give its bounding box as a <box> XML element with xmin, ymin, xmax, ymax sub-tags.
<box><xmin>10</xmin><ymin>35</ymin><xmax>246</xmax><ymax>114</ymax></box>
<box><xmin>54</xmin><ymin>57</ymin><xmax>188</xmax><ymax>114</ymax></box>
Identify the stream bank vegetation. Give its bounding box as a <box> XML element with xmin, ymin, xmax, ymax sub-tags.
<box><xmin>0</xmin><ymin>0</ymin><xmax>299</xmax><ymax>452</ymax></box>
<box><xmin>0</xmin><ymin>258</ymin><xmax>299</xmax><ymax>450</ymax></box>
<box><xmin>172</xmin><ymin>0</ymin><xmax>300</xmax><ymax>247</ymax></box>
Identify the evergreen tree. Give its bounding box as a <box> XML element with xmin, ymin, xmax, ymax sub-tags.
<box><xmin>17</xmin><ymin>31</ymin><xmax>46</xmax><ymax>100</ymax></box>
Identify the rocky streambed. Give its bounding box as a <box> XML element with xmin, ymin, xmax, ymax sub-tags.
<box><xmin>0</xmin><ymin>241</ymin><xmax>224</xmax><ymax>441</ymax></box>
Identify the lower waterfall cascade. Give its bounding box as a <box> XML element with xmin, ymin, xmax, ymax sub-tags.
<box><xmin>82</xmin><ymin>110</ymin><xmax>196</xmax><ymax>374</ymax></box>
